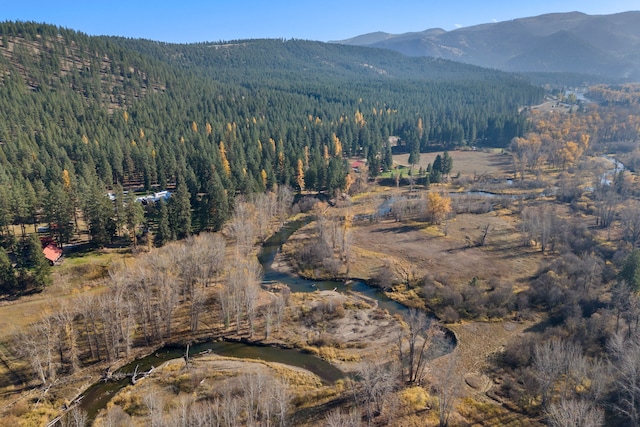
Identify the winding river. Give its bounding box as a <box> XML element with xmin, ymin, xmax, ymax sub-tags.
<box><xmin>77</xmin><ymin>216</ymin><xmax>455</xmax><ymax>421</ymax></box>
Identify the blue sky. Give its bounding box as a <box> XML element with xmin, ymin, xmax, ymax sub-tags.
<box><xmin>2</xmin><ymin>0</ymin><xmax>638</xmax><ymax>43</ymax></box>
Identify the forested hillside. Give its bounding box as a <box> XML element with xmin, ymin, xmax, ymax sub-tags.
<box><xmin>0</xmin><ymin>22</ymin><xmax>543</xmax><ymax>248</ymax></box>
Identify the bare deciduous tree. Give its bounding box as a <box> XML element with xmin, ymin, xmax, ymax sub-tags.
<box><xmin>621</xmin><ymin>201</ymin><xmax>640</xmax><ymax>247</ymax></box>
<box><xmin>13</xmin><ymin>324</ymin><xmax>50</xmax><ymax>386</ymax></box>
<box><xmin>546</xmin><ymin>398</ymin><xmax>604</xmax><ymax>427</ymax></box>
<box><xmin>324</xmin><ymin>407</ymin><xmax>362</xmax><ymax>427</ymax></box>
<box><xmin>594</xmin><ymin>186</ymin><xmax>619</xmax><ymax>229</ymax></box>
<box><xmin>358</xmin><ymin>357</ymin><xmax>399</xmax><ymax>423</ymax></box>
<box><xmin>608</xmin><ymin>330</ymin><xmax>640</xmax><ymax>426</ymax></box>
<box><xmin>521</xmin><ymin>205</ymin><xmax>560</xmax><ymax>252</ymax></box>
<box><xmin>276</xmin><ymin>185</ymin><xmax>294</xmax><ymax>226</ymax></box>
<box><xmin>433</xmin><ymin>352</ymin><xmax>459</xmax><ymax>427</ymax></box>
<box><xmin>75</xmin><ymin>293</ymin><xmax>103</xmax><ymax>362</ymax></box>
<box><xmin>533</xmin><ymin>338</ymin><xmax>585</xmax><ymax>408</ymax></box>
<box><xmin>241</xmin><ymin>371</ymin><xmax>267</xmax><ymax>426</ymax></box>
<box><xmin>60</xmin><ymin>407</ymin><xmax>88</xmax><ymax>427</ymax></box>
<box><xmin>222</xmin><ymin>258</ymin><xmax>262</xmax><ymax>334</ymax></box>
<box><xmin>227</xmin><ymin>198</ymin><xmax>258</xmax><ymax>257</ymax></box>
<box><xmin>196</xmin><ymin>232</ymin><xmax>226</xmax><ymax>286</ymax></box>
<box><xmin>270</xmin><ymin>377</ymin><xmax>291</xmax><ymax>427</ymax></box>
<box><xmin>250</xmin><ymin>192</ymin><xmax>278</xmax><ymax>242</ymax></box>
<box><xmin>398</xmin><ymin>308</ymin><xmax>440</xmax><ymax>384</ymax></box>
<box><xmin>52</xmin><ymin>301</ymin><xmax>80</xmax><ymax>374</ymax></box>
<box><xmin>143</xmin><ymin>392</ymin><xmax>165</xmax><ymax>427</ymax></box>
<box><xmin>102</xmin><ymin>406</ymin><xmax>133</xmax><ymax>427</ymax></box>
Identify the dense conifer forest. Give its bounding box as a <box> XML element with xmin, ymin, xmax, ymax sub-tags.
<box><xmin>0</xmin><ymin>21</ymin><xmax>541</xmax><ymax>257</ymax></box>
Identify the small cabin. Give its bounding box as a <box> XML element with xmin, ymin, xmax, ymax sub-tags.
<box><xmin>43</xmin><ymin>243</ymin><xmax>63</xmax><ymax>265</ymax></box>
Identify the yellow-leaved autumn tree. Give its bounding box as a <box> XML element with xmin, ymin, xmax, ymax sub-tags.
<box><xmin>296</xmin><ymin>159</ymin><xmax>305</xmax><ymax>192</ymax></box>
<box><xmin>331</xmin><ymin>134</ymin><xmax>342</xmax><ymax>157</ymax></box>
<box><xmin>261</xmin><ymin>169</ymin><xmax>268</xmax><ymax>188</ymax></box>
<box><xmin>219</xmin><ymin>141</ymin><xmax>231</xmax><ymax>177</ymax></box>
<box><xmin>426</xmin><ymin>192</ymin><xmax>451</xmax><ymax>225</ymax></box>
<box><xmin>304</xmin><ymin>145</ymin><xmax>309</xmax><ymax>168</ymax></box>
<box><xmin>62</xmin><ymin>169</ymin><xmax>72</xmax><ymax>191</ymax></box>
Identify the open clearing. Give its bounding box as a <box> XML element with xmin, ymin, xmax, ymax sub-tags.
<box><xmin>393</xmin><ymin>150</ymin><xmax>513</xmax><ymax>179</ymax></box>
<box><xmin>0</xmin><ymin>248</ymin><xmax>125</xmax><ymax>341</ymax></box>
<box><xmin>349</xmin><ymin>210</ymin><xmax>544</xmax><ymax>289</ymax></box>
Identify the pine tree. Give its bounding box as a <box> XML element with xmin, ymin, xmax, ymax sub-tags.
<box><xmin>441</xmin><ymin>151</ymin><xmax>453</xmax><ymax>176</ymax></box>
<box><xmin>205</xmin><ymin>171</ymin><xmax>229</xmax><ymax>232</ymax></box>
<box><xmin>26</xmin><ymin>233</ymin><xmax>51</xmax><ymax>289</ymax></box>
<box><xmin>383</xmin><ymin>140</ymin><xmax>393</xmax><ymax>171</ymax></box>
<box><xmin>154</xmin><ymin>199</ymin><xmax>171</xmax><ymax>247</ymax></box>
<box><xmin>124</xmin><ymin>193</ymin><xmax>144</xmax><ymax>249</ymax></box>
<box><xmin>44</xmin><ymin>183</ymin><xmax>74</xmax><ymax>246</ymax></box>
<box><xmin>408</xmin><ymin>140</ymin><xmax>420</xmax><ymax>170</ymax></box>
<box><xmin>168</xmin><ymin>179</ymin><xmax>192</xmax><ymax>240</ymax></box>
<box><xmin>11</xmin><ymin>186</ymin><xmax>28</xmax><ymax>238</ymax></box>
<box><xmin>430</xmin><ymin>155</ymin><xmax>443</xmax><ymax>183</ymax></box>
<box><xmin>620</xmin><ymin>250</ymin><xmax>640</xmax><ymax>291</ymax></box>
<box><xmin>0</xmin><ymin>184</ymin><xmax>14</xmax><ymax>240</ymax></box>
<box><xmin>0</xmin><ymin>247</ymin><xmax>18</xmax><ymax>293</ymax></box>
<box><xmin>83</xmin><ymin>178</ymin><xmax>116</xmax><ymax>247</ymax></box>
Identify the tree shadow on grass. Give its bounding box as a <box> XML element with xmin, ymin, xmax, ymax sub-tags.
<box><xmin>370</xmin><ymin>224</ymin><xmax>429</xmax><ymax>234</ymax></box>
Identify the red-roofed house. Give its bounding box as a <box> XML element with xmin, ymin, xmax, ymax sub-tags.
<box><xmin>43</xmin><ymin>243</ymin><xmax>63</xmax><ymax>265</ymax></box>
<box><xmin>350</xmin><ymin>160</ymin><xmax>366</xmax><ymax>172</ymax></box>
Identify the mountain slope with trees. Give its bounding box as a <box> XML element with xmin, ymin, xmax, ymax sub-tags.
<box><xmin>0</xmin><ymin>22</ymin><xmax>542</xmax><ymax>261</ymax></box>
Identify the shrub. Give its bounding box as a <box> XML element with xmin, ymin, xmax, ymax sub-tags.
<box><xmin>399</xmin><ymin>386</ymin><xmax>429</xmax><ymax>412</ymax></box>
<box><xmin>501</xmin><ymin>336</ymin><xmax>535</xmax><ymax>369</ymax></box>
<box><xmin>439</xmin><ymin>306</ymin><xmax>460</xmax><ymax>323</ymax></box>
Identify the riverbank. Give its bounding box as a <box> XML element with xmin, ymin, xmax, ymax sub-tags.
<box><xmin>271</xmin><ymin>185</ymin><xmax>548</xmax><ymax>424</ymax></box>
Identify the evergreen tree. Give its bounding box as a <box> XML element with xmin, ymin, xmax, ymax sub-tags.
<box><xmin>383</xmin><ymin>140</ymin><xmax>393</xmax><ymax>171</ymax></box>
<box><xmin>0</xmin><ymin>247</ymin><xmax>17</xmax><ymax>293</ymax></box>
<box><xmin>326</xmin><ymin>158</ymin><xmax>346</xmax><ymax>194</ymax></box>
<box><xmin>0</xmin><ymin>184</ymin><xmax>14</xmax><ymax>240</ymax></box>
<box><xmin>168</xmin><ymin>179</ymin><xmax>192</xmax><ymax>240</ymax></box>
<box><xmin>430</xmin><ymin>156</ymin><xmax>443</xmax><ymax>184</ymax></box>
<box><xmin>26</xmin><ymin>233</ymin><xmax>51</xmax><ymax>289</ymax></box>
<box><xmin>620</xmin><ymin>249</ymin><xmax>640</xmax><ymax>291</ymax></box>
<box><xmin>408</xmin><ymin>140</ymin><xmax>420</xmax><ymax>170</ymax></box>
<box><xmin>44</xmin><ymin>183</ymin><xmax>74</xmax><ymax>246</ymax></box>
<box><xmin>433</xmin><ymin>154</ymin><xmax>443</xmax><ymax>175</ymax></box>
<box><xmin>205</xmin><ymin>171</ymin><xmax>229</xmax><ymax>232</ymax></box>
<box><xmin>23</xmin><ymin>180</ymin><xmax>38</xmax><ymax>234</ymax></box>
<box><xmin>441</xmin><ymin>151</ymin><xmax>453</xmax><ymax>176</ymax></box>
<box><xmin>154</xmin><ymin>199</ymin><xmax>171</xmax><ymax>247</ymax></box>
<box><xmin>11</xmin><ymin>186</ymin><xmax>28</xmax><ymax>238</ymax></box>
<box><xmin>112</xmin><ymin>184</ymin><xmax>125</xmax><ymax>237</ymax></box>
<box><xmin>83</xmin><ymin>178</ymin><xmax>116</xmax><ymax>247</ymax></box>
<box><xmin>367</xmin><ymin>150</ymin><xmax>381</xmax><ymax>178</ymax></box>
<box><xmin>124</xmin><ymin>193</ymin><xmax>145</xmax><ymax>249</ymax></box>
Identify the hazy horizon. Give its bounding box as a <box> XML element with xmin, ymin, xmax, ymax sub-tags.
<box><xmin>1</xmin><ymin>0</ymin><xmax>639</xmax><ymax>44</ymax></box>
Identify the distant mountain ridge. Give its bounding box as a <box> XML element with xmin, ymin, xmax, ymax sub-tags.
<box><xmin>333</xmin><ymin>11</ymin><xmax>640</xmax><ymax>80</ymax></box>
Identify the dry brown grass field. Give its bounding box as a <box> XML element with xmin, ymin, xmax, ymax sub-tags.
<box><xmin>393</xmin><ymin>150</ymin><xmax>513</xmax><ymax>179</ymax></box>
